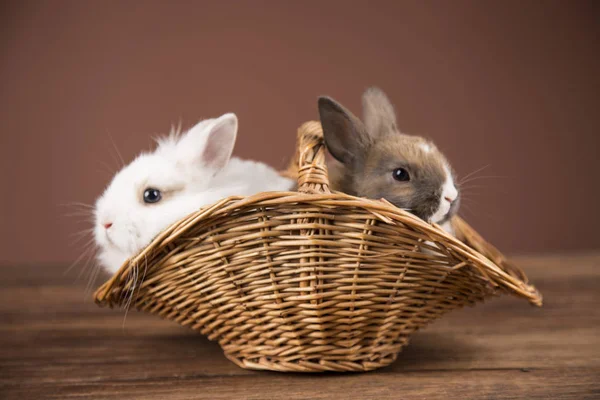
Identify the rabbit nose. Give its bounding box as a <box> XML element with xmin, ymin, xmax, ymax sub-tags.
<box><xmin>444</xmin><ymin>196</ymin><xmax>454</xmax><ymax>204</ymax></box>
<box><xmin>103</xmin><ymin>222</ymin><xmax>113</xmax><ymax>229</ymax></box>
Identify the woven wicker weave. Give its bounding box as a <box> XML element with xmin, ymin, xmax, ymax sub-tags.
<box><xmin>94</xmin><ymin>121</ymin><xmax>542</xmax><ymax>373</ymax></box>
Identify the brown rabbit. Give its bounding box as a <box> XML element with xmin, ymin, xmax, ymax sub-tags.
<box><xmin>318</xmin><ymin>87</ymin><xmax>459</xmax><ymax>233</ymax></box>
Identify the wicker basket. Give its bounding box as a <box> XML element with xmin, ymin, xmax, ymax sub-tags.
<box><xmin>94</xmin><ymin>121</ymin><xmax>542</xmax><ymax>373</ymax></box>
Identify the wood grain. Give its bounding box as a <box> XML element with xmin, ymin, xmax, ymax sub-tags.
<box><xmin>1</xmin><ymin>254</ymin><xmax>599</xmax><ymax>399</ymax></box>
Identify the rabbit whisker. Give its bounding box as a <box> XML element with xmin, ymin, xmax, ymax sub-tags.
<box><xmin>107</xmin><ymin>131</ymin><xmax>126</xmax><ymax>168</ymax></box>
<box><xmin>458</xmin><ymin>164</ymin><xmax>490</xmax><ymax>185</ymax></box>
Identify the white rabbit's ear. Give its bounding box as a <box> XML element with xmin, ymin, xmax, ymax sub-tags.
<box><xmin>200</xmin><ymin>113</ymin><xmax>238</xmax><ymax>171</ymax></box>
<box><xmin>177</xmin><ymin>113</ymin><xmax>238</xmax><ymax>173</ymax></box>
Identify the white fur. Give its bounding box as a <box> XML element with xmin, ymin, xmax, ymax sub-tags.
<box><xmin>420</xmin><ymin>143</ymin><xmax>458</xmax><ymax>236</ymax></box>
<box><xmin>439</xmin><ymin>220</ymin><xmax>455</xmax><ymax>236</ymax></box>
<box><xmin>430</xmin><ymin>164</ymin><xmax>458</xmax><ymax>226</ymax></box>
<box><xmin>94</xmin><ymin>113</ymin><xmax>294</xmax><ymax>273</ymax></box>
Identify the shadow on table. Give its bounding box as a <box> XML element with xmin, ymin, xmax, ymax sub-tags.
<box><xmin>130</xmin><ymin>329</ymin><xmax>475</xmax><ymax>376</ymax></box>
<box><xmin>386</xmin><ymin>331</ymin><xmax>476</xmax><ymax>372</ymax></box>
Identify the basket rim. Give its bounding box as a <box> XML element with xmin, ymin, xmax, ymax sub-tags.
<box><xmin>94</xmin><ymin>188</ymin><xmax>542</xmax><ymax>307</ymax></box>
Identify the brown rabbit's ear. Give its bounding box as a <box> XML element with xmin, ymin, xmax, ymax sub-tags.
<box><xmin>318</xmin><ymin>96</ymin><xmax>370</xmax><ymax>165</ymax></box>
<box><xmin>362</xmin><ymin>87</ymin><xmax>397</xmax><ymax>137</ymax></box>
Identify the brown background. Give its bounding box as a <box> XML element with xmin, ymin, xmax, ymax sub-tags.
<box><xmin>1</xmin><ymin>0</ymin><xmax>598</xmax><ymax>266</ymax></box>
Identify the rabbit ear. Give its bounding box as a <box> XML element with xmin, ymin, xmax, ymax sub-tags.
<box><xmin>318</xmin><ymin>96</ymin><xmax>370</xmax><ymax>165</ymax></box>
<box><xmin>178</xmin><ymin>113</ymin><xmax>237</xmax><ymax>173</ymax></box>
<box><xmin>199</xmin><ymin>113</ymin><xmax>238</xmax><ymax>172</ymax></box>
<box><xmin>362</xmin><ymin>87</ymin><xmax>397</xmax><ymax>137</ymax></box>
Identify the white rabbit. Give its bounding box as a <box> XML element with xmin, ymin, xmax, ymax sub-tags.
<box><xmin>94</xmin><ymin>113</ymin><xmax>294</xmax><ymax>273</ymax></box>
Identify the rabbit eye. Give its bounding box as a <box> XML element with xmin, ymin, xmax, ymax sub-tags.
<box><xmin>392</xmin><ymin>168</ymin><xmax>410</xmax><ymax>182</ymax></box>
<box><xmin>143</xmin><ymin>188</ymin><xmax>162</xmax><ymax>204</ymax></box>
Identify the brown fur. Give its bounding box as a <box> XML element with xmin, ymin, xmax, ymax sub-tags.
<box><xmin>319</xmin><ymin>87</ymin><xmax>458</xmax><ymax>222</ymax></box>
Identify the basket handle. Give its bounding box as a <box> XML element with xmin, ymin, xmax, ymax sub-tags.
<box><xmin>292</xmin><ymin>121</ymin><xmax>331</xmax><ymax>194</ymax></box>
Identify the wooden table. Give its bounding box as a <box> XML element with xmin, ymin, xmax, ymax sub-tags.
<box><xmin>1</xmin><ymin>254</ymin><xmax>598</xmax><ymax>399</ymax></box>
